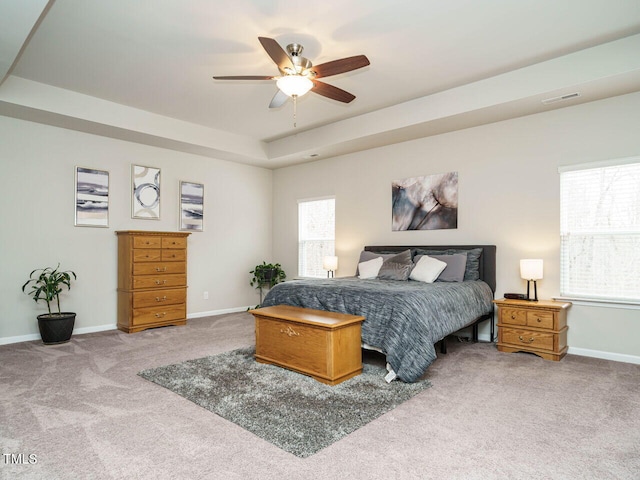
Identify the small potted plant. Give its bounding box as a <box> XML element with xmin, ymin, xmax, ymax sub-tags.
<box><xmin>22</xmin><ymin>264</ymin><xmax>77</xmax><ymax>344</ymax></box>
<box><xmin>250</xmin><ymin>262</ymin><xmax>286</xmax><ymax>307</ymax></box>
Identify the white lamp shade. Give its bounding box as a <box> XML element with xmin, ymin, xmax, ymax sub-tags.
<box><xmin>276</xmin><ymin>75</ymin><xmax>313</xmax><ymax>97</ymax></box>
<box><xmin>323</xmin><ymin>256</ymin><xmax>338</xmax><ymax>271</ymax></box>
<box><xmin>520</xmin><ymin>259</ymin><xmax>543</xmax><ymax>280</ymax></box>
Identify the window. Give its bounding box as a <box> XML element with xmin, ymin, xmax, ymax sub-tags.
<box><xmin>559</xmin><ymin>158</ymin><xmax>640</xmax><ymax>303</ymax></box>
<box><xmin>298</xmin><ymin>197</ymin><xmax>335</xmax><ymax>278</ymax></box>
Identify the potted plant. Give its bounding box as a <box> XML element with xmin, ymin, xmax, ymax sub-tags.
<box><xmin>250</xmin><ymin>262</ymin><xmax>286</xmax><ymax>308</ymax></box>
<box><xmin>22</xmin><ymin>264</ymin><xmax>77</xmax><ymax>344</ymax></box>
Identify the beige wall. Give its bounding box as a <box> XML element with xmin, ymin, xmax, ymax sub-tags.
<box><xmin>272</xmin><ymin>92</ymin><xmax>640</xmax><ymax>359</ymax></box>
<box><xmin>0</xmin><ymin>116</ymin><xmax>272</xmax><ymax>342</ymax></box>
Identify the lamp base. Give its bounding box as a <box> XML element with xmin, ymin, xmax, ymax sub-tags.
<box><xmin>525</xmin><ymin>280</ymin><xmax>539</xmax><ymax>301</ymax></box>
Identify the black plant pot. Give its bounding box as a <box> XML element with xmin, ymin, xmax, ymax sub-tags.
<box><xmin>261</xmin><ymin>268</ymin><xmax>277</xmax><ymax>283</ymax></box>
<box><xmin>37</xmin><ymin>313</ymin><xmax>76</xmax><ymax>345</ymax></box>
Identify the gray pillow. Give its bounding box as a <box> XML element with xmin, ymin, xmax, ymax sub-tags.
<box><xmin>414</xmin><ymin>248</ymin><xmax>482</xmax><ymax>281</ymax></box>
<box><xmin>355</xmin><ymin>251</ymin><xmax>396</xmax><ymax>276</ymax></box>
<box><xmin>425</xmin><ymin>253</ymin><xmax>467</xmax><ymax>282</ymax></box>
<box><xmin>377</xmin><ymin>249</ymin><xmax>413</xmax><ymax>281</ymax></box>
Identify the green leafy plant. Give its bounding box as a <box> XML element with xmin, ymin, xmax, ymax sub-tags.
<box><xmin>250</xmin><ymin>262</ymin><xmax>286</xmax><ymax>288</ymax></box>
<box><xmin>22</xmin><ymin>264</ymin><xmax>77</xmax><ymax>316</ymax></box>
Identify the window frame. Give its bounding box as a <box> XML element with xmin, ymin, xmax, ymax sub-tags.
<box><xmin>557</xmin><ymin>156</ymin><xmax>640</xmax><ymax>309</ymax></box>
<box><xmin>297</xmin><ymin>196</ymin><xmax>336</xmax><ymax>279</ymax></box>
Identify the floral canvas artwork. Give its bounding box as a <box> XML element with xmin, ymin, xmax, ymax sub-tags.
<box><xmin>392</xmin><ymin>172</ymin><xmax>458</xmax><ymax>231</ymax></box>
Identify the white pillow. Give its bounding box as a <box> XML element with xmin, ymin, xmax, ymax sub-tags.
<box><xmin>358</xmin><ymin>257</ymin><xmax>384</xmax><ymax>279</ymax></box>
<box><xmin>410</xmin><ymin>255</ymin><xmax>447</xmax><ymax>283</ymax></box>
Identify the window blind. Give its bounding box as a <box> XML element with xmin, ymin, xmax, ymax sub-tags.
<box><xmin>298</xmin><ymin>198</ymin><xmax>335</xmax><ymax>278</ymax></box>
<box><xmin>559</xmin><ymin>159</ymin><xmax>640</xmax><ymax>302</ymax></box>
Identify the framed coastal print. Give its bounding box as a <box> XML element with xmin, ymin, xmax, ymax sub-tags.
<box><xmin>179</xmin><ymin>181</ymin><xmax>204</xmax><ymax>232</ymax></box>
<box><xmin>132</xmin><ymin>164</ymin><xmax>160</xmax><ymax>219</ymax></box>
<box><xmin>392</xmin><ymin>171</ymin><xmax>458</xmax><ymax>231</ymax></box>
<box><xmin>74</xmin><ymin>166</ymin><xmax>109</xmax><ymax>227</ymax></box>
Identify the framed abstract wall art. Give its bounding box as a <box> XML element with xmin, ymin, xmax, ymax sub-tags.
<box><xmin>179</xmin><ymin>181</ymin><xmax>204</xmax><ymax>232</ymax></box>
<box><xmin>392</xmin><ymin>171</ymin><xmax>458</xmax><ymax>231</ymax></box>
<box><xmin>74</xmin><ymin>166</ymin><xmax>109</xmax><ymax>227</ymax></box>
<box><xmin>132</xmin><ymin>165</ymin><xmax>161</xmax><ymax>219</ymax></box>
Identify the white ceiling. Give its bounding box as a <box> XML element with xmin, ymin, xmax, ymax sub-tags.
<box><xmin>1</xmin><ymin>0</ymin><xmax>640</xmax><ymax>168</ymax></box>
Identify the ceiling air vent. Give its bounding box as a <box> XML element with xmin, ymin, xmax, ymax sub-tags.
<box><xmin>541</xmin><ymin>92</ymin><xmax>581</xmax><ymax>105</ymax></box>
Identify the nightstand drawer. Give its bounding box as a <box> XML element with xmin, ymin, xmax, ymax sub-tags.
<box><xmin>500</xmin><ymin>308</ymin><xmax>527</xmax><ymax>326</ymax></box>
<box><xmin>526</xmin><ymin>310</ymin><xmax>554</xmax><ymax>329</ymax></box>
<box><xmin>500</xmin><ymin>327</ymin><xmax>555</xmax><ymax>351</ymax></box>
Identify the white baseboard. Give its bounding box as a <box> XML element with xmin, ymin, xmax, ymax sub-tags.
<box><xmin>457</xmin><ymin>332</ymin><xmax>640</xmax><ymax>365</ymax></box>
<box><xmin>568</xmin><ymin>346</ymin><xmax>640</xmax><ymax>365</ymax></box>
<box><xmin>0</xmin><ymin>308</ymin><xmax>255</xmax><ymax>346</ymax></box>
<box><xmin>187</xmin><ymin>306</ymin><xmax>253</xmax><ymax>319</ymax></box>
<box><xmin>0</xmin><ymin>323</ymin><xmax>117</xmax><ymax>346</ymax></box>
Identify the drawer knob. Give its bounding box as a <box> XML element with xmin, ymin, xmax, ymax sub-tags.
<box><xmin>518</xmin><ymin>335</ymin><xmax>535</xmax><ymax>344</ymax></box>
<box><xmin>155</xmin><ymin>267</ymin><xmax>167</xmax><ymax>272</ymax></box>
<box><xmin>155</xmin><ymin>296</ymin><xmax>167</xmax><ymax>302</ymax></box>
<box><xmin>511</xmin><ymin>314</ymin><xmax>516</xmax><ymax>319</ymax></box>
<box><xmin>155</xmin><ymin>312</ymin><xmax>166</xmax><ymax>318</ymax></box>
<box><xmin>536</xmin><ymin>318</ymin><xmax>542</xmax><ymax>323</ymax></box>
<box><xmin>155</xmin><ymin>279</ymin><xmax>167</xmax><ymax>285</ymax></box>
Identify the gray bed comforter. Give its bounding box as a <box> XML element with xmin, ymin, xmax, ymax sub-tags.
<box><xmin>261</xmin><ymin>278</ymin><xmax>494</xmax><ymax>382</ymax></box>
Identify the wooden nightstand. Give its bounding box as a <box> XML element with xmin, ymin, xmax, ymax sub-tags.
<box><xmin>494</xmin><ymin>298</ymin><xmax>571</xmax><ymax>361</ymax></box>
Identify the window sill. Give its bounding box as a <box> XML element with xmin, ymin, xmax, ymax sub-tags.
<box><xmin>553</xmin><ymin>296</ymin><xmax>640</xmax><ymax>310</ymax></box>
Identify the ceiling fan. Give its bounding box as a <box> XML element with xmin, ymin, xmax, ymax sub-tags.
<box><xmin>213</xmin><ymin>37</ymin><xmax>370</xmax><ymax>109</ymax></box>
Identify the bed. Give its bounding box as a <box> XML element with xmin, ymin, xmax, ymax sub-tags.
<box><xmin>260</xmin><ymin>245</ymin><xmax>496</xmax><ymax>382</ymax></box>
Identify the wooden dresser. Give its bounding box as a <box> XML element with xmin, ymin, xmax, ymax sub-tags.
<box><xmin>494</xmin><ymin>298</ymin><xmax>571</xmax><ymax>361</ymax></box>
<box><xmin>116</xmin><ymin>230</ymin><xmax>190</xmax><ymax>333</ymax></box>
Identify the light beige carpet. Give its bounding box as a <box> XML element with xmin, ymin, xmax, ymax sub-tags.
<box><xmin>1</xmin><ymin>312</ymin><xmax>639</xmax><ymax>479</ymax></box>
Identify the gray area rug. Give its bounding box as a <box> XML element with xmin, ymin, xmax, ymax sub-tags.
<box><xmin>138</xmin><ymin>347</ymin><xmax>430</xmax><ymax>457</ymax></box>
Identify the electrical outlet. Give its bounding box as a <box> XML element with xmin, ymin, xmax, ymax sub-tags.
<box><xmin>203</xmin><ymin>291</ymin><xmax>209</xmax><ymax>300</ymax></box>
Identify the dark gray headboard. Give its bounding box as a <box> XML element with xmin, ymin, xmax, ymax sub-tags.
<box><xmin>364</xmin><ymin>245</ymin><xmax>497</xmax><ymax>293</ymax></box>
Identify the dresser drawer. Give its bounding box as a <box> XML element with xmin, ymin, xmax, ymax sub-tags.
<box><xmin>132</xmin><ymin>304</ymin><xmax>186</xmax><ymax>326</ymax></box>
<box><xmin>132</xmin><ymin>288</ymin><xmax>186</xmax><ymax>309</ymax></box>
<box><xmin>162</xmin><ymin>237</ymin><xmax>187</xmax><ymax>249</ymax></box>
<box><xmin>133</xmin><ymin>236</ymin><xmax>162</xmax><ymax>249</ymax></box>
<box><xmin>133</xmin><ymin>262</ymin><xmax>186</xmax><ymax>275</ymax></box>
<box><xmin>162</xmin><ymin>249</ymin><xmax>186</xmax><ymax>262</ymax></box>
<box><xmin>500</xmin><ymin>308</ymin><xmax>527</xmax><ymax>326</ymax></box>
<box><xmin>526</xmin><ymin>310</ymin><xmax>554</xmax><ymax>329</ymax></box>
<box><xmin>133</xmin><ymin>249</ymin><xmax>162</xmax><ymax>262</ymax></box>
<box><xmin>132</xmin><ymin>274</ymin><xmax>187</xmax><ymax>290</ymax></box>
<box><xmin>500</xmin><ymin>327</ymin><xmax>555</xmax><ymax>351</ymax></box>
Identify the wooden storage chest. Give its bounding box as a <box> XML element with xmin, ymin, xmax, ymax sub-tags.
<box><xmin>250</xmin><ymin>305</ymin><xmax>365</xmax><ymax>385</ymax></box>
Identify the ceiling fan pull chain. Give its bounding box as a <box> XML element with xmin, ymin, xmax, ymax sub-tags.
<box><xmin>293</xmin><ymin>94</ymin><xmax>298</xmax><ymax>128</ymax></box>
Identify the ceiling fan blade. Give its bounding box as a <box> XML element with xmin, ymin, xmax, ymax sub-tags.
<box><xmin>312</xmin><ymin>55</ymin><xmax>370</xmax><ymax>78</ymax></box>
<box><xmin>258</xmin><ymin>37</ymin><xmax>294</xmax><ymax>73</ymax></box>
<box><xmin>311</xmin><ymin>80</ymin><xmax>356</xmax><ymax>103</ymax></box>
<box><xmin>269</xmin><ymin>89</ymin><xmax>289</xmax><ymax>108</ymax></box>
<box><xmin>212</xmin><ymin>75</ymin><xmax>275</xmax><ymax>80</ymax></box>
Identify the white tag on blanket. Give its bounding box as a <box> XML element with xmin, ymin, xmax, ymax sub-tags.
<box><xmin>384</xmin><ymin>363</ymin><xmax>397</xmax><ymax>383</ymax></box>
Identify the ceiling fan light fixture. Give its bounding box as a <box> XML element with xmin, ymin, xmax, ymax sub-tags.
<box><xmin>276</xmin><ymin>75</ymin><xmax>313</xmax><ymax>97</ymax></box>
